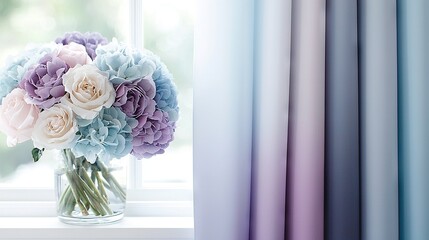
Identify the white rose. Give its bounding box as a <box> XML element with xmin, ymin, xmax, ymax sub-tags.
<box><xmin>0</xmin><ymin>89</ymin><xmax>39</xmax><ymax>147</ymax></box>
<box><xmin>61</xmin><ymin>64</ymin><xmax>115</xmax><ymax>120</ymax></box>
<box><xmin>57</xmin><ymin>42</ymin><xmax>91</xmax><ymax>68</ymax></box>
<box><xmin>32</xmin><ymin>103</ymin><xmax>78</xmax><ymax>150</ymax></box>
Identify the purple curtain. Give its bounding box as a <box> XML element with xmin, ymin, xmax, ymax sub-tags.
<box><xmin>285</xmin><ymin>0</ymin><xmax>326</xmax><ymax>239</ymax></box>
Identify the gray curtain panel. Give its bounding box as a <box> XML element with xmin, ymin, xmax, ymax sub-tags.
<box><xmin>325</xmin><ymin>0</ymin><xmax>360</xmax><ymax>239</ymax></box>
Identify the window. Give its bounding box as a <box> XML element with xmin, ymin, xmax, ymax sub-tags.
<box><xmin>138</xmin><ymin>0</ymin><xmax>194</xmax><ymax>188</ymax></box>
<box><xmin>0</xmin><ymin>0</ymin><xmax>194</xmax><ymax>218</ymax></box>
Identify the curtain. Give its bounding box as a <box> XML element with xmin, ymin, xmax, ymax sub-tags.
<box><xmin>360</xmin><ymin>1</ymin><xmax>399</xmax><ymax>240</ymax></box>
<box><xmin>193</xmin><ymin>0</ymin><xmax>254</xmax><ymax>239</ymax></box>
<box><xmin>250</xmin><ymin>0</ymin><xmax>291</xmax><ymax>239</ymax></box>
<box><xmin>398</xmin><ymin>1</ymin><xmax>429</xmax><ymax>239</ymax></box>
<box><xmin>193</xmin><ymin>0</ymin><xmax>429</xmax><ymax>240</ymax></box>
<box><xmin>285</xmin><ymin>0</ymin><xmax>325</xmax><ymax>239</ymax></box>
<box><xmin>325</xmin><ymin>0</ymin><xmax>359</xmax><ymax>239</ymax></box>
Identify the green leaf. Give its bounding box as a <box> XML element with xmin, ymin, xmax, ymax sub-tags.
<box><xmin>31</xmin><ymin>148</ymin><xmax>44</xmax><ymax>162</ymax></box>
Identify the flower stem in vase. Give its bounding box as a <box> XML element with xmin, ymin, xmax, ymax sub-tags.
<box><xmin>95</xmin><ymin>160</ymin><xmax>127</xmax><ymax>202</ymax></box>
<box><xmin>65</xmin><ymin>171</ymin><xmax>89</xmax><ymax>216</ymax></box>
<box><xmin>58</xmin><ymin>149</ymin><xmax>125</xmax><ymax>217</ymax></box>
<box><xmin>94</xmin><ymin>170</ymin><xmax>109</xmax><ymax>203</ymax></box>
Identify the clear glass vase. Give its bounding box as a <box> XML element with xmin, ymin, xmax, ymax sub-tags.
<box><xmin>55</xmin><ymin>149</ymin><xmax>127</xmax><ymax>225</ymax></box>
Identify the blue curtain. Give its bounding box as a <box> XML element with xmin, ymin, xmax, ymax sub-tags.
<box><xmin>359</xmin><ymin>1</ymin><xmax>399</xmax><ymax>240</ymax></box>
<box><xmin>398</xmin><ymin>1</ymin><xmax>429</xmax><ymax>239</ymax></box>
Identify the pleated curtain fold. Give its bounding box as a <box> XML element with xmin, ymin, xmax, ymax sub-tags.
<box><xmin>325</xmin><ymin>1</ymin><xmax>360</xmax><ymax>239</ymax></box>
<box><xmin>193</xmin><ymin>0</ymin><xmax>254</xmax><ymax>239</ymax></box>
<box><xmin>398</xmin><ymin>1</ymin><xmax>429</xmax><ymax>239</ymax></box>
<box><xmin>359</xmin><ymin>1</ymin><xmax>399</xmax><ymax>240</ymax></box>
<box><xmin>285</xmin><ymin>0</ymin><xmax>326</xmax><ymax>239</ymax></box>
<box><xmin>250</xmin><ymin>0</ymin><xmax>291</xmax><ymax>239</ymax></box>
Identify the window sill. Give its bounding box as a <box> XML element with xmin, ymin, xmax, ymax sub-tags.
<box><xmin>0</xmin><ymin>217</ymin><xmax>194</xmax><ymax>239</ymax></box>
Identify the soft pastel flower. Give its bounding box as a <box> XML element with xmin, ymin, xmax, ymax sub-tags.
<box><xmin>61</xmin><ymin>64</ymin><xmax>115</xmax><ymax>120</ymax></box>
<box><xmin>19</xmin><ymin>53</ymin><xmax>68</xmax><ymax>109</ymax></box>
<box><xmin>55</xmin><ymin>32</ymin><xmax>108</xmax><ymax>60</ymax></box>
<box><xmin>113</xmin><ymin>77</ymin><xmax>156</xmax><ymax>119</ymax></box>
<box><xmin>148</xmin><ymin>53</ymin><xmax>179</xmax><ymax>122</ymax></box>
<box><xmin>0</xmin><ymin>89</ymin><xmax>39</xmax><ymax>147</ymax></box>
<box><xmin>94</xmin><ymin>40</ymin><xmax>156</xmax><ymax>84</ymax></box>
<box><xmin>72</xmin><ymin>107</ymin><xmax>138</xmax><ymax>163</ymax></box>
<box><xmin>0</xmin><ymin>74</ymin><xmax>19</xmax><ymax>106</ymax></box>
<box><xmin>32</xmin><ymin>103</ymin><xmax>78</xmax><ymax>150</ymax></box>
<box><xmin>0</xmin><ymin>45</ymin><xmax>54</xmax><ymax>103</ymax></box>
<box><xmin>0</xmin><ymin>31</ymin><xmax>178</xmax><ymax>162</ymax></box>
<box><xmin>57</xmin><ymin>42</ymin><xmax>91</xmax><ymax>68</ymax></box>
<box><xmin>131</xmin><ymin>110</ymin><xmax>175</xmax><ymax>159</ymax></box>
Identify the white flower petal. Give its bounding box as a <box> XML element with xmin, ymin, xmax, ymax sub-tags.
<box><xmin>62</xmin><ymin>65</ymin><xmax>115</xmax><ymax>120</ymax></box>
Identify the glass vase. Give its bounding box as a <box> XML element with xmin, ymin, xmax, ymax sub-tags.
<box><xmin>55</xmin><ymin>149</ymin><xmax>127</xmax><ymax>225</ymax></box>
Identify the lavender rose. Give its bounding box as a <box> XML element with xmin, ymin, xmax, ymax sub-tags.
<box><xmin>55</xmin><ymin>32</ymin><xmax>108</xmax><ymax>60</ymax></box>
<box><xmin>113</xmin><ymin>78</ymin><xmax>156</xmax><ymax>119</ymax></box>
<box><xmin>131</xmin><ymin>110</ymin><xmax>175</xmax><ymax>159</ymax></box>
<box><xmin>19</xmin><ymin>53</ymin><xmax>68</xmax><ymax>109</ymax></box>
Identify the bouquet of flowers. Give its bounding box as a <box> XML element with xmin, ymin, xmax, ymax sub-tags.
<box><xmin>0</xmin><ymin>32</ymin><xmax>178</xmax><ymax>219</ymax></box>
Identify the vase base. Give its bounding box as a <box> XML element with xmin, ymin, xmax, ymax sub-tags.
<box><xmin>58</xmin><ymin>212</ymin><xmax>124</xmax><ymax>225</ymax></box>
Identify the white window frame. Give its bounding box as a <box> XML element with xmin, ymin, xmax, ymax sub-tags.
<box><xmin>127</xmin><ymin>0</ymin><xmax>193</xmax><ymax>216</ymax></box>
<box><xmin>0</xmin><ymin>2</ymin><xmax>194</xmax><ymax>236</ymax></box>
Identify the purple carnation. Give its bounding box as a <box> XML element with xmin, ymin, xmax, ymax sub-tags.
<box><xmin>113</xmin><ymin>78</ymin><xmax>156</xmax><ymax>119</ymax></box>
<box><xmin>131</xmin><ymin>110</ymin><xmax>175</xmax><ymax>159</ymax></box>
<box><xmin>19</xmin><ymin>53</ymin><xmax>68</xmax><ymax>109</ymax></box>
<box><xmin>55</xmin><ymin>32</ymin><xmax>108</xmax><ymax>60</ymax></box>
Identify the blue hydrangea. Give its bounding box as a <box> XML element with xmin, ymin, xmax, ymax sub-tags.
<box><xmin>72</xmin><ymin>107</ymin><xmax>138</xmax><ymax>163</ymax></box>
<box><xmin>0</xmin><ymin>45</ymin><xmax>54</xmax><ymax>103</ymax></box>
<box><xmin>0</xmin><ymin>75</ymin><xmax>17</xmax><ymax>104</ymax></box>
<box><xmin>149</xmin><ymin>53</ymin><xmax>179</xmax><ymax>122</ymax></box>
<box><xmin>94</xmin><ymin>39</ymin><xmax>156</xmax><ymax>85</ymax></box>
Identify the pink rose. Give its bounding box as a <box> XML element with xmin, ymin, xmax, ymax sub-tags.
<box><xmin>57</xmin><ymin>42</ymin><xmax>91</xmax><ymax>67</ymax></box>
<box><xmin>0</xmin><ymin>88</ymin><xmax>39</xmax><ymax>147</ymax></box>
